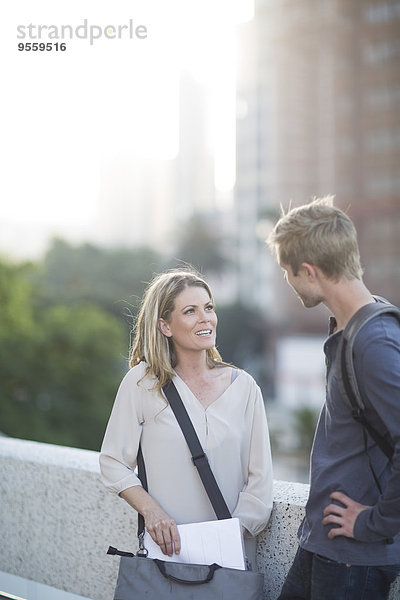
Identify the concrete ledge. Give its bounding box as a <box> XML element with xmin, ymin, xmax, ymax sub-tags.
<box><xmin>0</xmin><ymin>437</ymin><xmax>398</xmax><ymax>600</ymax></box>
<box><xmin>0</xmin><ymin>437</ymin><xmax>134</xmax><ymax>600</ymax></box>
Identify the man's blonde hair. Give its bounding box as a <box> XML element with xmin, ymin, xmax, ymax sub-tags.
<box><xmin>130</xmin><ymin>268</ymin><xmax>227</xmax><ymax>394</ymax></box>
<box><xmin>267</xmin><ymin>196</ymin><xmax>363</xmax><ymax>280</ymax></box>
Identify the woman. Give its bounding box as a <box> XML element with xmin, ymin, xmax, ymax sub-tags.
<box><xmin>99</xmin><ymin>268</ymin><xmax>273</xmax><ymax>567</ymax></box>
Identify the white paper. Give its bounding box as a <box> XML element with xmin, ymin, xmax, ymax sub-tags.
<box><xmin>143</xmin><ymin>517</ymin><xmax>245</xmax><ymax>570</ymax></box>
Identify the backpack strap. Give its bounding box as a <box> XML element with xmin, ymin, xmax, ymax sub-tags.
<box><xmin>337</xmin><ymin>299</ymin><xmax>400</xmax><ymax>461</ymax></box>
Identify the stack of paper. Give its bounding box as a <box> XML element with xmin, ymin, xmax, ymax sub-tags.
<box><xmin>143</xmin><ymin>517</ymin><xmax>245</xmax><ymax>570</ymax></box>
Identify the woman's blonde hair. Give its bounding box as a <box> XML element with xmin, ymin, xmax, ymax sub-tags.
<box><xmin>267</xmin><ymin>196</ymin><xmax>363</xmax><ymax>281</ymax></box>
<box><xmin>130</xmin><ymin>268</ymin><xmax>228</xmax><ymax>394</ymax></box>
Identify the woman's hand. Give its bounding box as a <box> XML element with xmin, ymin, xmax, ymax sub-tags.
<box><xmin>120</xmin><ymin>486</ymin><xmax>181</xmax><ymax>556</ymax></box>
<box><xmin>143</xmin><ymin>505</ymin><xmax>181</xmax><ymax>557</ymax></box>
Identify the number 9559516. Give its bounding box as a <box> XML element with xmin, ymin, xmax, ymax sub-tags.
<box><xmin>18</xmin><ymin>42</ymin><xmax>67</xmax><ymax>51</ymax></box>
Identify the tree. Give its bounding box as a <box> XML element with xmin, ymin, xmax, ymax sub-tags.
<box><xmin>292</xmin><ymin>406</ymin><xmax>319</xmax><ymax>454</ymax></box>
<box><xmin>36</xmin><ymin>238</ymin><xmax>167</xmax><ymax>319</ymax></box>
<box><xmin>32</xmin><ymin>303</ymin><xmax>126</xmax><ymax>450</ymax></box>
<box><xmin>0</xmin><ymin>256</ymin><xmax>127</xmax><ymax>450</ymax></box>
<box><xmin>0</xmin><ymin>260</ymin><xmax>39</xmax><ymax>403</ymax></box>
<box><xmin>172</xmin><ymin>214</ymin><xmax>230</xmax><ymax>274</ymax></box>
<box><xmin>215</xmin><ymin>302</ymin><xmax>273</xmax><ymax>394</ymax></box>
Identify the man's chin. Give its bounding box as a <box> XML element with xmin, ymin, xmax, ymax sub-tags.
<box><xmin>300</xmin><ymin>297</ymin><xmax>322</xmax><ymax>309</ymax></box>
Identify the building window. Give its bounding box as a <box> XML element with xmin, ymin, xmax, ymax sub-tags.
<box><xmin>366</xmin><ymin>129</ymin><xmax>400</xmax><ymax>152</ymax></box>
<box><xmin>363</xmin><ymin>40</ymin><xmax>400</xmax><ymax>65</ymax></box>
<box><xmin>339</xmin><ymin>137</ymin><xmax>356</xmax><ymax>155</ymax></box>
<box><xmin>337</xmin><ymin>96</ymin><xmax>354</xmax><ymax>114</ymax></box>
<box><xmin>365</xmin><ymin>86</ymin><xmax>400</xmax><ymax>111</ymax></box>
<box><xmin>365</xmin><ymin>215</ymin><xmax>400</xmax><ymax>242</ymax></box>
<box><xmin>364</xmin><ymin>2</ymin><xmax>400</xmax><ymax>23</ymax></box>
<box><xmin>366</xmin><ymin>174</ymin><xmax>400</xmax><ymax>198</ymax></box>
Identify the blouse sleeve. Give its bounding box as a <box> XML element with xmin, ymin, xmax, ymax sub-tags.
<box><xmin>232</xmin><ymin>383</ymin><xmax>274</xmax><ymax>536</ymax></box>
<box><xmin>99</xmin><ymin>369</ymin><xmax>144</xmax><ymax>494</ymax></box>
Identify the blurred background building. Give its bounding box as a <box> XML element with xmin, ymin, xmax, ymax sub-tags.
<box><xmin>233</xmin><ymin>0</ymin><xmax>400</xmax><ymax>472</ymax></box>
<box><xmin>235</xmin><ymin>0</ymin><xmax>400</xmax><ymax>331</ymax></box>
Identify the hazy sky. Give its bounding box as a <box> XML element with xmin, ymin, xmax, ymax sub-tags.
<box><xmin>1</xmin><ymin>0</ymin><xmax>254</xmax><ymax>259</ymax></box>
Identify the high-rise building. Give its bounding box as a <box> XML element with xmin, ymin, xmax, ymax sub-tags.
<box><xmin>95</xmin><ymin>157</ymin><xmax>175</xmax><ymax>254</ymax></box>
<box><xmin>175</xmin><ymin>72</ymin><xmax>216</xmax><ymax>222</ymax></box>
<box><xmin>235</xmin><ymin>0</ymin><xmax>400</xmax><ymax>330</ymax></box>
<box><xmin>95</xmin><ymin>72</ymin><xmax>216</xmax><ymax>254</ymax></box>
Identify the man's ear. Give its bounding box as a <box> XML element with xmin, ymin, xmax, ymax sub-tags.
<box><xmin>301</xmin><ymin>262</ymin><xmax>318</xmax><ymax>281</ymax></box>
<box><xmin>158</xmin><ymin>318</ymin><xmax>172</xmax><ymax>337</ymax></box>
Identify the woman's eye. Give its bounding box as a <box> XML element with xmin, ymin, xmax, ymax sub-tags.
<box><xmin>205</xmin><ymin>305</ymin><xmax>214</xmax><ymax>311</ymax></box>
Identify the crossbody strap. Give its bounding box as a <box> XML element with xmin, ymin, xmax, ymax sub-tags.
<box><xmin>136</xmin><ymin>380</ymin><xmax>231</xmax><ymax>542</ymax></box>
<box><xmin>163</xmin><ymin>380</ymin><xmax>231</xmax><ymax>520</ymax></box>
<box><xmin>136</xmin><ymin>445</ymin><xmax>147</xmax><ymax>544</ymax></box>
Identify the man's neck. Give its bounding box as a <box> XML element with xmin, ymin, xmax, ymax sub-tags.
<box><xmin>323</xmin><ymin>278</ymin><xmax>374</xmax><ymax>332</ymax></box>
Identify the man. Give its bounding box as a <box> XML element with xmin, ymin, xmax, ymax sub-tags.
<box><xmin>267</xmin><ymin>197</ymin><xmax>400</xmax><ymax>600</ymax></box>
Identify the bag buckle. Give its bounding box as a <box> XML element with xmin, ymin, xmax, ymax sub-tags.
<box><xmin>136</xmin><ymin>531</ymin><xmax>148</xmax><ymax>557</ymax></box>
<box><xmin>192</xmin><ymin>452</ymin><xmax>208</xmax><ymax>467</ymax></box>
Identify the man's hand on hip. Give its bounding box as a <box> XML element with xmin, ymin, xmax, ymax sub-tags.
<box><xmin>322</xmin><ymin>491</ymin><xmax>370</xmax><ymax>540</ymax></box>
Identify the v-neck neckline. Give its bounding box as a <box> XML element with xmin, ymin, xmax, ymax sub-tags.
<box><xmin>173</xmin><ymin>368</ymin><xmax>242</xmax><ymax>412</ymax></box>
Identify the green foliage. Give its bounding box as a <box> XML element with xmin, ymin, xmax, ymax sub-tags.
<box><xmin>33</xmin><ymin>303</ymin><xmax>126</xmax><ymax>448</ymax></box>
<box><xmin>35</xmin><ymin>238</ymin><xmax>167</xmax><ymax>317</ymax></box>
<box><xmin>0</xmin><ymin>261</ymin><xmax>38</xmax><ymax>399</ymax></box>
<box><xmin>0</xmin><ymin>257</ymin><xmax>126</xmax><ymax>451</ymax></box>
<box><xmin>215</xmin><ymin>303</ymin><xmax>273</xmax><ymax>391</ymax></box>
<box><xmin>292</xmin><ymin>406</ymin><xmax>319</xmax><ymax>454</ymax></box>
<box><xmin>216</xmin><ymin>303</ymin><xmax>265</xmax><ymax>364</ymax></box>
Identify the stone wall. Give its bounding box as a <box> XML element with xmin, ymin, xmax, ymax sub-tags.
<box><xmin>0</xmin><ymin>437</ymin><xmax>398</xmax><ymax>600</ymax></box>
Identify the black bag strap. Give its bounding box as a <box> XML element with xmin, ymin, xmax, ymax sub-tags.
<box><xmin>163</xmin><ymin>380</ymin><xmax>231</xmax><ymax>520</ymax></box>
<box><xmin>154</xmin><ymin>559</ymin><xmax>221</xmax><ymax>584</ymax></box>
<box><xmin>336</xmin><ymin>298</ymin><xmax>400</xmax><ymax>461</ymax></box>
<box><xmin>136</xmin><ymin>380</ymin><xmax>231</xmax><ymax>542</ymax></box>
<box><xmin>136</xmin><ymin>445</ymin><xmax>147</xmax><ymax>543</ymax></box>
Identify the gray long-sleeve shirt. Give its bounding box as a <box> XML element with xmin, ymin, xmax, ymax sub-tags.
<box><xmin>299</xmin><ymin>313</ymin><xmax>400</xmax><ymax>565</ymax></box>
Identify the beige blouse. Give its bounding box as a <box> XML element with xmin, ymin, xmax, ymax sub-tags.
<box><xmin>99</xmin><ymin>362</ymin><xmax>273</xmax><ymax>537</ymax></box>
